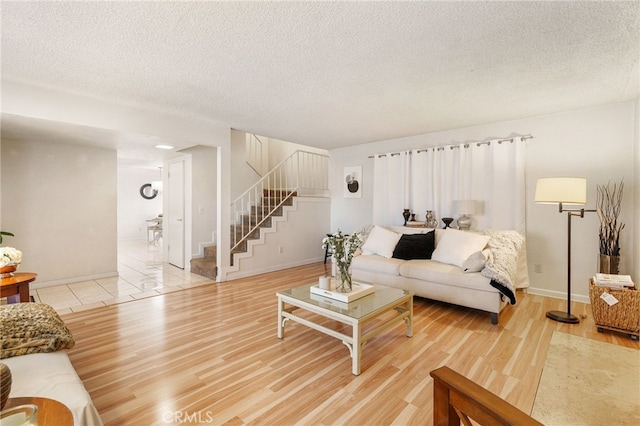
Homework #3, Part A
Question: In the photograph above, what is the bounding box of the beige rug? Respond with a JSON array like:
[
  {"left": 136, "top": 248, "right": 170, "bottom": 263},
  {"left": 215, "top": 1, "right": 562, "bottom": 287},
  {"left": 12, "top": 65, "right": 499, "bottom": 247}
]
[{"left": 532, "top": 331, "right": 640, "bottom": 425}]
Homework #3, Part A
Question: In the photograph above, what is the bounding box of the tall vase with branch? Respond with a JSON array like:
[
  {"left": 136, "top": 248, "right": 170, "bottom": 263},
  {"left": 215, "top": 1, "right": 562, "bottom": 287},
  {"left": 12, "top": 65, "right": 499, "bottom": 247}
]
[
  {"left": 596, "top": 180, "right": 624, "bottom": 274},
  {"left": 322, "top": 231, "right": 363, "bottom": 293}
]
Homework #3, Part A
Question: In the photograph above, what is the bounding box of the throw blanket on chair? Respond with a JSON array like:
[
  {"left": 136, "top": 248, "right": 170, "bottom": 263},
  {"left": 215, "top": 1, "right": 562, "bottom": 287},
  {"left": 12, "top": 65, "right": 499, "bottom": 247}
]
[
  {"left": 1, "top": 303, "right": 75, "bottom": 359},
  {"left": 481, "top": 230, "right": 525, "bottom": 305}
]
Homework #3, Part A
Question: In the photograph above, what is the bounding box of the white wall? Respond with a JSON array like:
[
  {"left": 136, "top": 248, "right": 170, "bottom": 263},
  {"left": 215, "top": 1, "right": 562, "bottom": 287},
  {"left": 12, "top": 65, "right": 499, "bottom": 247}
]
[
  {"left": 4, "top": 81, "right": 232, "bottom": 277},
  {"left": 1, "top": 139, "right": 118, "bottom": 286},
  {"left": 268, "top": 137, "right": 328, "bottom": 165},
  {"left": 184, "top": 145, "right": 217, "bottom": 255},
  {"left": 328, "top": 101, "right": 637, "bottom": 303},
  {"left": 117, "top": 165, "right": 163, "bottom": 241}
]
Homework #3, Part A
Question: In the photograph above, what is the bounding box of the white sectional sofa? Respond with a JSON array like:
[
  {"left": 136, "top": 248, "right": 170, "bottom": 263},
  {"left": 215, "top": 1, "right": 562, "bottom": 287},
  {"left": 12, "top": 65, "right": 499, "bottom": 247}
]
[
  {"left": 0, "top": 303, "right": 102, "bottom": 426},
  {"left": 3, "top": 351, "right": 102, "bottom": 426},
  {"left": 351, "top": 226, "right": 529, "bottom": 324}
]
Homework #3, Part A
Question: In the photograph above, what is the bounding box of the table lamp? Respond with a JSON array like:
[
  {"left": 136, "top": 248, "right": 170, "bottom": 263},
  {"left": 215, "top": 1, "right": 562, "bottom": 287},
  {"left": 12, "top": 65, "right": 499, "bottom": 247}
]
[
  {"left": 535, "top": 177, "right": 595, "bottom": 323},
  {"left": 453, "top": 200, "right": 478, "bottom": 231}
]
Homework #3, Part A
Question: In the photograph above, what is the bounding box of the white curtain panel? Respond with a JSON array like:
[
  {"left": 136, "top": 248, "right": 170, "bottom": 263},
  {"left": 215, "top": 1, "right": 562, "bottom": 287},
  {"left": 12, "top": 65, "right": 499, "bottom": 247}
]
[
  {"left": 372, "top": 151, "right": 410, "bottom": 226},
  {"left": 375, "top": 140, "right": 526, "bottom": 231}
]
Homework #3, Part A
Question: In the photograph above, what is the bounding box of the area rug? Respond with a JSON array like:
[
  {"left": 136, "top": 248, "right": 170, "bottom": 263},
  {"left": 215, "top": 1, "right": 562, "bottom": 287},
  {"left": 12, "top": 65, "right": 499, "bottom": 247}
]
[{"left": 532, "top": 331, "right": 640, "bottom": 425}]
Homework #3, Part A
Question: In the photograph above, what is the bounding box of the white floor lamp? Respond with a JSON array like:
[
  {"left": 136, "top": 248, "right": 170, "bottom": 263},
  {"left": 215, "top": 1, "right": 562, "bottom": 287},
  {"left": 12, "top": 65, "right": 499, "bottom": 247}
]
[{"left": 535, "top": 177, "right": 596, "bottom": 324}]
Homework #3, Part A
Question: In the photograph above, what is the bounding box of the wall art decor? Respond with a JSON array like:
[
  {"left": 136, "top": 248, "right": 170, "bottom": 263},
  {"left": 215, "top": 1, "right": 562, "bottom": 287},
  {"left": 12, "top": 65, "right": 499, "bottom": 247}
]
[{"left": 343, "top": 166, "right": 362, "bottom": 198}]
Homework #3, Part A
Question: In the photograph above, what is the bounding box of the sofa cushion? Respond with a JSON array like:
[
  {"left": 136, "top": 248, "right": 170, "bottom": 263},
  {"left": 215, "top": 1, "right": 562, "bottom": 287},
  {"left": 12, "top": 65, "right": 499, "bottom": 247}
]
[
  {"left": 351, "top": 254, "right": 405, "bottom": 276},
  {"left": 462, "top": 249, "right": 491, "bottom": 273},
  {"left": 361, "top": 225, "right": 401, "bottom": 258},
  {"left": 399, "top": 259, "right": 494, "bottom": 290},
  {"left": 392, "top": 231, "right": 435, "bottom": 260},
  {"left": 431, "top": 229, "right": 490, "bottom": 268}
]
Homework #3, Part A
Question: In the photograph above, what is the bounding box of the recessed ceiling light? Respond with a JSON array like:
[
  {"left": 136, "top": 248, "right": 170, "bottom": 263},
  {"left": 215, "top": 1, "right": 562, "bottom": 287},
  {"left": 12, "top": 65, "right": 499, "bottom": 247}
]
[{"left": 155, "top": 144, "right": 174, "bottom": 150}]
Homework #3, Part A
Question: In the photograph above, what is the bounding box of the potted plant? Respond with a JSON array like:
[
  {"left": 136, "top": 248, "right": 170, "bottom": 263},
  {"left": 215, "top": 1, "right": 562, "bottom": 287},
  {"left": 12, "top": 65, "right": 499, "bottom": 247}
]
[{"left": 596, "top": 181, "right": 624, "bottom": 274}]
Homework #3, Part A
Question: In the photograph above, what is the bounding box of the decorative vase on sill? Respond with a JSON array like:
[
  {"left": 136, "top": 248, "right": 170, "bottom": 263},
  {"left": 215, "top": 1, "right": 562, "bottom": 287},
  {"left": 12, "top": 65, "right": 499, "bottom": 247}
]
[
  {"left": 425, "top": 210, "right": 438, "bottom": 228},
  {"left": 402, "top": 209, "right": 411, "bottom": 226},
  {"left": 322, "top": 231, "right": 363, "bottom": 294}
]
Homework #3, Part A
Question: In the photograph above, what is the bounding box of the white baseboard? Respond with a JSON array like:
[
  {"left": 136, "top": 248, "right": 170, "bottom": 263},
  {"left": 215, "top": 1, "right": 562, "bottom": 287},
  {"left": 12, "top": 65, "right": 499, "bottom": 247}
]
[
  {"left": 224, "top": 257, "right": 324, "bottom": 281},
  {"left": 32, "top": 271, "right": 120, "bottom": 289},
  {"left": 527, "top": 287, "right": 591, "bottom": 304}
]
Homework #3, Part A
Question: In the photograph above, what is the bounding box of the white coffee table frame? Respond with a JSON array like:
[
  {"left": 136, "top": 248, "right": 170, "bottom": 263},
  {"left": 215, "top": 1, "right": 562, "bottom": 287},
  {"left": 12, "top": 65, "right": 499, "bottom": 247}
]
[{"left": 277, "top": 283, "right": 413, "bottom": 375}]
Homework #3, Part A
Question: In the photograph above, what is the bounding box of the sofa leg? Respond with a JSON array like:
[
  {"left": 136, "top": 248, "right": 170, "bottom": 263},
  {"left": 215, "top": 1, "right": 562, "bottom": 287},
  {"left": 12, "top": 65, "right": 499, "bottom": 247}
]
[{"left": 490, "top": 313, "right": 498, "bottom": 325}]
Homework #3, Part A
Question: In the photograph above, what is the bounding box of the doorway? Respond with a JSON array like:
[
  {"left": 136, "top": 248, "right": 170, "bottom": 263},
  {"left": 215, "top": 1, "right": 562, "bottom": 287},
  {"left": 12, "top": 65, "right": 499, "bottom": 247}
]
[{"left": 168, "top": 159, "right": 185, "bottom": 268}]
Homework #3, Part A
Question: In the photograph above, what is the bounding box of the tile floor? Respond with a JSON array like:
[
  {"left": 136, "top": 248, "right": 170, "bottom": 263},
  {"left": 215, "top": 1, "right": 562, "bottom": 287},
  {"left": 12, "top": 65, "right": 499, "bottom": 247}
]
[{"left": 26, "top": 240, "right": 212, "bottom": 315}]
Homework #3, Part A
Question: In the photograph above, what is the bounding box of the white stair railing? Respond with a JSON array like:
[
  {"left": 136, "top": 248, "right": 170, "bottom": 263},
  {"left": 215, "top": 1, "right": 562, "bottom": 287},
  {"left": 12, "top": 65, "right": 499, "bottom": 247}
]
[
  {"left": 246, "top": 133, "right": 267, "bottom": 176},
  {"left": 231, "top": 150, "right": 329, "bottom": 254}
]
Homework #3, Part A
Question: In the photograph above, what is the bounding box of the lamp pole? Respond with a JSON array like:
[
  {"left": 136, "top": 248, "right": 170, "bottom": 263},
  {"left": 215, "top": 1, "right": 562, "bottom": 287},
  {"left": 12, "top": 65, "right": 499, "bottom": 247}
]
[{"left": 545, "top": 204, "right": 596, "bottom": 324}]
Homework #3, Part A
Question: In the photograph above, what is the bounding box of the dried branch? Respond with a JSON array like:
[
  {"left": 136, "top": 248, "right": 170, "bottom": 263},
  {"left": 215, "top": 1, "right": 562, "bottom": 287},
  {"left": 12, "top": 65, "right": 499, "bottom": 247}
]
[{"left": 596, "top": 180, "right": 625, "bottom": 256}]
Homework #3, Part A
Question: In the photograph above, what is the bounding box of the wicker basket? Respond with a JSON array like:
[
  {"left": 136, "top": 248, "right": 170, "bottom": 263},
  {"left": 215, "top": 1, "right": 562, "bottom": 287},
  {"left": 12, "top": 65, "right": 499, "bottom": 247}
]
[{"left": 589, "top": 279, "right": 640, "bottom": 339}]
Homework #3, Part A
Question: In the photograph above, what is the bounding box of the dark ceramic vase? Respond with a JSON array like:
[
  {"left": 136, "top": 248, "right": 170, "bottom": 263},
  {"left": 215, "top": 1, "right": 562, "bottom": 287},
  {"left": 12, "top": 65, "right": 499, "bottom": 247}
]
[{"left": 402, "top": 209, "right": 411, "bottom": 226}]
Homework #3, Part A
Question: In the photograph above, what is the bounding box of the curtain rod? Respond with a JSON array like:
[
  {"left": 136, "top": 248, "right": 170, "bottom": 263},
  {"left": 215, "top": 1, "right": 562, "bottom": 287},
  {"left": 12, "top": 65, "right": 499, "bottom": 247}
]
[{"left": 368, "top": 135, "right": 533, "bottom": 159}]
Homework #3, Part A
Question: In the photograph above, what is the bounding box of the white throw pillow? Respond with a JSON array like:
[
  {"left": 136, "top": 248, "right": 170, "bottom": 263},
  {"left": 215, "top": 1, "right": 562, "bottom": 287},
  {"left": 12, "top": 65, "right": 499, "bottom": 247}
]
[
  {"left": 431, "top": 229, "right": 490, "bottom": 268},
  {"left": 361, "top": 225, "right": 402, "bottom": 258},
  {"left": 462, "top": 249, "right": 491, "bottom": 273}
]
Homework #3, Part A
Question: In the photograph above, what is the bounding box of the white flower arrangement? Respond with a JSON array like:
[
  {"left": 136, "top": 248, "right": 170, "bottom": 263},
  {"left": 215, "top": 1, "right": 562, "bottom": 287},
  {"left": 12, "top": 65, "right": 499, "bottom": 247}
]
[
  {"left": 322, "top": 231, "right": 363, "bottom": 292},
  {"left": 0, "top": 247, "right": 22, "bottom": 267}
]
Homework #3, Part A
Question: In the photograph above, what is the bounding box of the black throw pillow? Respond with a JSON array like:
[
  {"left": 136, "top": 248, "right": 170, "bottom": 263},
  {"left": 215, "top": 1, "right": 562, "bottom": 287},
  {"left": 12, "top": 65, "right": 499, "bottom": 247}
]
[{"left": 392, "top": 231, "right": 435, "bottom": 260}]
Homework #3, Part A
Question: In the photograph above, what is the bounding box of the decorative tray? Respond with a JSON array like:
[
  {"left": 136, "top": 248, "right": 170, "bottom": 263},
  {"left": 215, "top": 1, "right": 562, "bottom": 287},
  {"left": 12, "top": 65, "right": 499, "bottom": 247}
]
[{"left": 310, "top": 281, "right": 375, "bottom": 303}]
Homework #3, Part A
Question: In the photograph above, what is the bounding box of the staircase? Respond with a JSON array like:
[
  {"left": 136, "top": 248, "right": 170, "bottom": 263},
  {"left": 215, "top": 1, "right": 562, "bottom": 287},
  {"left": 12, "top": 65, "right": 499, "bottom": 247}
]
[
  {"left": 230, "top": 189, "right": 296, "bottom": 265},
  {"left": 190, "top": 189, "right": 296, "bottom": 278},
  {"left": 190, "top": 246, "right": 217, "bottom": 279},
  {"left": 190, "top": 148, "right": 329, "bottom": 280}
]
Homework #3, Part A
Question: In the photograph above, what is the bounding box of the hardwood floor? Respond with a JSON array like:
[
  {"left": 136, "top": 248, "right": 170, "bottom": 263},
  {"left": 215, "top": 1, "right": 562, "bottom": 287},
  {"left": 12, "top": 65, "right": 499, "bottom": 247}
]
[{"left": 62, "top": 263, "right": 639, "bottom": 425}]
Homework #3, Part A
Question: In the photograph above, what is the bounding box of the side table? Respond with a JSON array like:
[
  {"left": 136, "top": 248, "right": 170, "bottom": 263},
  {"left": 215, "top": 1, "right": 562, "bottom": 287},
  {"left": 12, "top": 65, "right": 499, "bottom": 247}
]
[
  {"left": 0, "top": 273, "right": 37, "bottom": 303},
  {"left": 4, "top": 396, "right": 73, "bottom": 425}
]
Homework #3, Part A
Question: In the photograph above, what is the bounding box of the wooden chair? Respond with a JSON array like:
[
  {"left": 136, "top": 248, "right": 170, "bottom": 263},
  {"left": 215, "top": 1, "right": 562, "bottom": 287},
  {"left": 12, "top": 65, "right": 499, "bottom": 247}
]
[
  {"left": 323, "top": 233, "right": 333, "bottom": 264},
  {"left": 430, "top": 366, "right": 543, "bottom": 426}
]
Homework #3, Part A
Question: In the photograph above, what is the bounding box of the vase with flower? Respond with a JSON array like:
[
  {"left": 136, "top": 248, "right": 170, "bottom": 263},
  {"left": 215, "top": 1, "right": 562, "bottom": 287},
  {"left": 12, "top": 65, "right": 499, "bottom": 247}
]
[
  {"left": 0, "top": 231, "right": 22, "bottom": 278},
  {"left": 0, "top": 246, "right": 22, "bottom": 278},
  {"left": 322, "top": 231, "right": 363, "bottom": 293}
]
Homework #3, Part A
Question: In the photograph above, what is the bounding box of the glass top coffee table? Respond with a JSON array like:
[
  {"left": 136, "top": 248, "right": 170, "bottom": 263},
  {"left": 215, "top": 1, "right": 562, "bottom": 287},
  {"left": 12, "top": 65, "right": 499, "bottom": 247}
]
[{"left": 276, "top": 282, "right": 413, "bottom": 375}]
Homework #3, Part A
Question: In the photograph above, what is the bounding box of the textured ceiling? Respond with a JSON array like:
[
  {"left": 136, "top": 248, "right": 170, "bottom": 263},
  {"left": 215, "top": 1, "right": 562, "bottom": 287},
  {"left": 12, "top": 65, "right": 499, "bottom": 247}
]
[{"left": 2, "top": 1, "right": 639, "bottom": 156}]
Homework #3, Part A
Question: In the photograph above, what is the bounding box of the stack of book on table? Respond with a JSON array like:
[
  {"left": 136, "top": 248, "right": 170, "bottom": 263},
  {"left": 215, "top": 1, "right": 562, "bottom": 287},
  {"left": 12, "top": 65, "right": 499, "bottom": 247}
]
[{"left": 592, "top": 273, "right": 635, "bottom": 289}]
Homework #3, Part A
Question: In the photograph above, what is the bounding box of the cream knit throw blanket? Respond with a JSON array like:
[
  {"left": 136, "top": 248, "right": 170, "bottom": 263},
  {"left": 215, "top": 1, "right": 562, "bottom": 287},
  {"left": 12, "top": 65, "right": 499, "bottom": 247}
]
[{"left": 481, "top": 229, "right": 525, "bottom": 305}]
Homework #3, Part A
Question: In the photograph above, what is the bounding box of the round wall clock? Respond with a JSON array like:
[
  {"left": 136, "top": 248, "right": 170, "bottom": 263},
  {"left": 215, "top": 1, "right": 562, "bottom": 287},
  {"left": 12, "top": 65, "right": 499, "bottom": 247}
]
[{"left": 139, "top": 183, "right": 158, "bottom": 200}]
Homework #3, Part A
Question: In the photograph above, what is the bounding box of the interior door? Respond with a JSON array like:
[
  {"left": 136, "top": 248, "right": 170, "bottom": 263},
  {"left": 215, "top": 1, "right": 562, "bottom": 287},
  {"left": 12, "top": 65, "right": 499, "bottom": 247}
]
[{"left": 168, "top": 160, "right": 185, "bottom": 268}]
